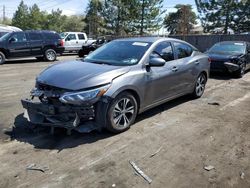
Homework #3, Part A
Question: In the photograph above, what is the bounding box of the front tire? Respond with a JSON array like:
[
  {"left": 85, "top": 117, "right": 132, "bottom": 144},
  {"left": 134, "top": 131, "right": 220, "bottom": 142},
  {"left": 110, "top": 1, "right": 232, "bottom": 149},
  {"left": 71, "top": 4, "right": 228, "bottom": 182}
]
[
  {"left": 106, "top": 92, "right": 138, "bottom": 133},
  {"left": 192, "top": 73, "right": 207, "bottom": 98},
  {"left": 44, "top": 49, "right": 57, "bottom": 61},
  {"left": 0, "top": 51, "right": 6, "bottom": 65}
]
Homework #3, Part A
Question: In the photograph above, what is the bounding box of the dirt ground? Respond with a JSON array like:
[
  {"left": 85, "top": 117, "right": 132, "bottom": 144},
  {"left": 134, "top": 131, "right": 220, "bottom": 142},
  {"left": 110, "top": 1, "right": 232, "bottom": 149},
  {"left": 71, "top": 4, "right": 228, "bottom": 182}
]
[{"left": 0, "top": 55, "right": 249, "bottom": 188}]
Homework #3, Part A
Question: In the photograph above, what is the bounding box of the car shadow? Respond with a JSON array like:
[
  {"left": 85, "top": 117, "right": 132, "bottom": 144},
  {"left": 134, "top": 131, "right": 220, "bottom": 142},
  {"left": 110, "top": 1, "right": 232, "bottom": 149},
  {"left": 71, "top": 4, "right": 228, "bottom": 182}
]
[
  {"left": 210, "top": 70, "right": 250, "bottom": 80},
  {"left": 136, "top": 95, "right": 192, "bottom": 123},
  {"left": 6, "top": 95, "right": 192, "bottom": 151},
  {"left": 5, "top": 58, "right": 60, "bottom": 64},
  {"left": 5, "top": 113, "right": 114, "bottom": 151}
]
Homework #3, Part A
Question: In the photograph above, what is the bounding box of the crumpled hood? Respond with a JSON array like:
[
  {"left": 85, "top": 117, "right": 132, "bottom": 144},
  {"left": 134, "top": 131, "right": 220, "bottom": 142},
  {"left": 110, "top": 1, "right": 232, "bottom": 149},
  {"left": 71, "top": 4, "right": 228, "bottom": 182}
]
[
  {"left": 37, "top": 60, "right": 130, "bottom": 90},
  {"left": 207, "top": 52, "right": 243, "bottom": 61}
]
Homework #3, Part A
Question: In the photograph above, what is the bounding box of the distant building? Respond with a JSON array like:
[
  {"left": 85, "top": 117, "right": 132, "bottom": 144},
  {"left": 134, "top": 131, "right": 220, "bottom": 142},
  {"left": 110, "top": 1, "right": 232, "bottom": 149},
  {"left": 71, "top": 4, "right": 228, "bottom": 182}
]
[{"left": 190, "top": 25, "right": 204, "bottom": 34}]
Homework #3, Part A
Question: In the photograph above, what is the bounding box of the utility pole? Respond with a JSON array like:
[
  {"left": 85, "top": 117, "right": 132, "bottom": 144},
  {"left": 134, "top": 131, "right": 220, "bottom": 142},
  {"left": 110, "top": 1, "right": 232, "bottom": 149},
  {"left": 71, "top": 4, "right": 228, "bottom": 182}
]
[{"left": 3, "top": 5, "right": 6, "bottom": 23}]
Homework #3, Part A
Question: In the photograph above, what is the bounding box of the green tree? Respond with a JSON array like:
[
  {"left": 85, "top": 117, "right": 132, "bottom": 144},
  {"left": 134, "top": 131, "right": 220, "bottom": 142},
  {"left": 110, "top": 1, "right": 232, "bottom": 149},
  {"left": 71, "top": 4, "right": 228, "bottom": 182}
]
[
  {"left": 84, "top": 0, "right": 105, "bottom": 36},
  {"left": 135, "top": 0, "right": 165, "bottom": 35},
  {"left": 27, "top": 4, "right": 45, "bottom": 30},
  {"left": 164, "top": 4, "right": 197, "bottom": 35},
  {"left": 63, "top": 15, "right": 85, "bottom": 32},
  {"left": 45, "top": 9, "right": 66, "bottom": 32},
  {"left": 12, "top": 0, "right": 29, "bottom": 30},
  {"left": 195, "top": 0, "right": 250, "bottom": 33},
  {"left": 102, "top": 0, "right": 136, "bottom": 35}
]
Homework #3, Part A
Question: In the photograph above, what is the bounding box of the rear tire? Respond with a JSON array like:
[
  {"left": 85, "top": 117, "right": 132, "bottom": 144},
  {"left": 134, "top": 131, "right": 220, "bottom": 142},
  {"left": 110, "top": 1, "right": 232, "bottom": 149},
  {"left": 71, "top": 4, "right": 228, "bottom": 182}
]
[
  {"left": 44, "top": 49, "right": 57, "bottom": 61},
  {"left": 78, "top": 49, "right": 84, "bottom": 57},
  {"left": 0, "top": 51, "right": 6, "bottom": 65},
  {"left": 191, "top": 73, "right": 207, "bottom": 98},
  {"left": 106, "top": 92, "right": 138, "bottom": 133},
  {"left": 234, "top": 62, "right": 246, "bottom": 78}
]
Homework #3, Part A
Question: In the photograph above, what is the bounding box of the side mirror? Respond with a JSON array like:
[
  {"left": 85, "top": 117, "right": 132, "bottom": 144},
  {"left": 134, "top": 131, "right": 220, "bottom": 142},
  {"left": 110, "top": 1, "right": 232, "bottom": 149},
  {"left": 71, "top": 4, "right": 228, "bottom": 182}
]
[
  {"left": 9, "top": 37, "right": 17, "bottom": 43},
  {"left": 65, "top": 37, "right": 71, "bottom": 41},
  {"left": 148, "top": 57, "right": 166, "bottom": 67}
]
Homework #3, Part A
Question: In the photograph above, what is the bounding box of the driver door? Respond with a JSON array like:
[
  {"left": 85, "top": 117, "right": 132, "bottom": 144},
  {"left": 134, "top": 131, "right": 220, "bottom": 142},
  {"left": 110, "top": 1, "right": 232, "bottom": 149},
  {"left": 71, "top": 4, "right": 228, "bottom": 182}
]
[
  {"left": 144, "top": 41, "right": 182, "bottom": 105},
  {"left": 64, "top": 33, "right": 78, "bottom": 51},
  {"left": 8, "top": 32, "right": 30, "bottom": 57}
]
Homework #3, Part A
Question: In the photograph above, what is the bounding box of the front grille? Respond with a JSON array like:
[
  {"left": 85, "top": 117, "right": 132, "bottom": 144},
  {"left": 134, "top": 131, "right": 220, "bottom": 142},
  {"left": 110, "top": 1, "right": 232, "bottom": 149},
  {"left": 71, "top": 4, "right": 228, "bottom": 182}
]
[{"left": 210, "top": 61, "right": 227, "bottom": 71}]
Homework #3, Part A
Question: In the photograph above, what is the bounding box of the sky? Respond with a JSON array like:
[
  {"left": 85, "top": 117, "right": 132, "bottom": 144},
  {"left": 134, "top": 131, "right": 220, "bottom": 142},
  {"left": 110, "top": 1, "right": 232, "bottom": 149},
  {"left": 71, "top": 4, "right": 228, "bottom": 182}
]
[{"left": 0, "top": 0, "right": 197, "bottom": 18}]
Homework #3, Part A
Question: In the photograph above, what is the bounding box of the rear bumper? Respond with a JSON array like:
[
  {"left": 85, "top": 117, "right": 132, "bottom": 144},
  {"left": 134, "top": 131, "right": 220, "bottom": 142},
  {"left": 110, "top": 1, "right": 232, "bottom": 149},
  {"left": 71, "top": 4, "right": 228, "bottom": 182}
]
[{"left": 55, "top": 47, "right": 65, "bottom": 54}]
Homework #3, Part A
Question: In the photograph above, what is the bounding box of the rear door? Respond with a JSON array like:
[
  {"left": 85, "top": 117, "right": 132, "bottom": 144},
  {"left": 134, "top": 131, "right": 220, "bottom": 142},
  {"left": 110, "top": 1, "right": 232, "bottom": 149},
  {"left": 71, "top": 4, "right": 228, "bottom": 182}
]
[
  {"left": 64, "top": 33, "right": 78, "bottom": 51},
  {"left": 28, "top": 32, "right": 44, "bottom": 56},
  {"left": 8, "top": 32, "right": 30, "bottom": 57},
  {"left": 77, "top": 33, "right": 87, "bottom": 48},
  {"left": 172, "top": 42, "right": 198, "bottom": 93}
]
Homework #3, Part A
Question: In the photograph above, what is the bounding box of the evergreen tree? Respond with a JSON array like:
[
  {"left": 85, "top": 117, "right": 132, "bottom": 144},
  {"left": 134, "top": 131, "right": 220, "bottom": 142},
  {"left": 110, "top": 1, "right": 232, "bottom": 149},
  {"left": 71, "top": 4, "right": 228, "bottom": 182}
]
[
  {"left": 135, "top": 0, "right": 165, "bottom": 35},
  {"left": 12, "top": 0, "right": 29, "bottom": 30},
  {"left": 164, "top": 4, "right": 197, "bottom": 35},
  {"left": 84, "top": 0, "right": 104, "bottom": 37},
  {"left": 195, "top": 0, "right": 250, "bottom": 33},
  {"left": 27, "top": 4, "right": 45, "bottom": 30},
  {"left": 63, "top": 15, "right": 85, "bottom": 32}
]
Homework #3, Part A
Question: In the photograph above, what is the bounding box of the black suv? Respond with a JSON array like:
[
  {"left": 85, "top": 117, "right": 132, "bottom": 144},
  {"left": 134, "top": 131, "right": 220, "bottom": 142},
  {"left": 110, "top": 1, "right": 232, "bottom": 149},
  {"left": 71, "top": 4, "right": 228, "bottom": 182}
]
[{"left": 0, "top": 30, "right": 65, "bottom": 64}]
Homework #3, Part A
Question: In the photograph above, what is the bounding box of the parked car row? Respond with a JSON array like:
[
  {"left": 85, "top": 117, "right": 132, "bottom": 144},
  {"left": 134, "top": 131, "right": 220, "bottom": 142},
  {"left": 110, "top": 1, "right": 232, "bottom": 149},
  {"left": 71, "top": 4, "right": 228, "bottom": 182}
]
[{"left": 0, "top": 29, "right": 248, "bottom": 134}]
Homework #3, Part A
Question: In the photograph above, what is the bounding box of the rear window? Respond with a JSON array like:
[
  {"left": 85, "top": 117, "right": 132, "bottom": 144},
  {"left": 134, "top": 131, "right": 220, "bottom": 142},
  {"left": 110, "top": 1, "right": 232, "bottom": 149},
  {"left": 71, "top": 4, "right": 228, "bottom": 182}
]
[
  {"left": 29, "top": 33, "right": 42, "bottom": 41},
  {"left": 78, "top": 34, "right": 86, "bottom": 40},
  {"left": 44, "top": 33, "right": 60, "bottom": 40},
  {"left": 174, "top": 42, "right": 193, "bottom": 59}
]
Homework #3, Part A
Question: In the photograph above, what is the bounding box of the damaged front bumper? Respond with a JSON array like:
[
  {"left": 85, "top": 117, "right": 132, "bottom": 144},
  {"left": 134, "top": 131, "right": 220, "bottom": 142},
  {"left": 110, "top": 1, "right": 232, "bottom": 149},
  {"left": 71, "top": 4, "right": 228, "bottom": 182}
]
[
  {"left": 21, "top": 98, "right": 108, "bottom": 134},
  {"left": 224, "top": 62, "right": 240, "bottom": 72}
]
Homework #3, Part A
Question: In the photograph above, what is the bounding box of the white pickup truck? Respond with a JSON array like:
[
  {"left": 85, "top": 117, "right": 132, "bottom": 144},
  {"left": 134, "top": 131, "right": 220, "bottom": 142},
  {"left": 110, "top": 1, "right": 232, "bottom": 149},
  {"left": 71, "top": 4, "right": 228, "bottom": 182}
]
[{"left": 60, "top": 32, "right": 96, "bottom": 52}]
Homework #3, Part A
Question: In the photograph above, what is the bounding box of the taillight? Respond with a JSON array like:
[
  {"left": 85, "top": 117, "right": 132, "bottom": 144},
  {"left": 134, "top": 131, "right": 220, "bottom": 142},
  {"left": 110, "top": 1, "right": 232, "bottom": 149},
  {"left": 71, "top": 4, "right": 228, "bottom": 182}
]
[
  {"left": 60, "top": 39, "right": 64, "bottom": 46},
  {"left": 208, "top": 58, "right": 211, "bottom": 63}
]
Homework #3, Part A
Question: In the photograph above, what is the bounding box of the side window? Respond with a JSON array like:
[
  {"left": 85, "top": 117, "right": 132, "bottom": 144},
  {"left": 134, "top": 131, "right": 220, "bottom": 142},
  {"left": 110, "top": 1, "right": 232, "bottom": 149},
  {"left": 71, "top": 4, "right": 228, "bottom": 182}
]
[
  {"left": 66, "top": 34, "right": 76, "bottom": 41},
  {"left": 78, "top": 34, "right": 85, "bottom": 40},
  {"left": 174, "top": 42, "right": 193, "bottom": 59},
  {"left": 10, "top": 33, "right": 27, "bottom": 42},
  {"left": 152, "top": 42, "right": 174, "bottom": 62},
  {"left": 46, "top": 33, "right": 60, "bottom": 40},
  {"left": 29, "top": 33, "right": 42, "bottom": 41}
]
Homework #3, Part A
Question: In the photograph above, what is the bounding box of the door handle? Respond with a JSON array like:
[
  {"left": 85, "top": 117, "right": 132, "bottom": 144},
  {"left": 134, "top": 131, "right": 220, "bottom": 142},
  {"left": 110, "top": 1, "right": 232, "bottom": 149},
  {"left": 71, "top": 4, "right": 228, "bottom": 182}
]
[
  {"left": 194, "top": 60, "right": 200, "bottom": 65},
  {"left": 76, "top": 41, "right": 78, "bottom": 44},
  {"left": 172, "top": 66, "right": 178, "bottom": 72}
]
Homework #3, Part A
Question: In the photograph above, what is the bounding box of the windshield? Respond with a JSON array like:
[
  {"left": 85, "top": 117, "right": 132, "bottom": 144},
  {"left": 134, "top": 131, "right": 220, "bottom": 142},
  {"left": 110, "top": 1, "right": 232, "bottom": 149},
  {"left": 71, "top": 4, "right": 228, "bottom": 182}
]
[
  {"left": 0, "top": 32, "right": 11, "bottom": 41},
  {"left": 84, "top": 40, "right": 152, "bottom": 66},
  {"left": 209, "top": 43, "right": 246, "bottom": 54},
  {"left": 60, "top": 32, "right": 68, "bottom": 39}
]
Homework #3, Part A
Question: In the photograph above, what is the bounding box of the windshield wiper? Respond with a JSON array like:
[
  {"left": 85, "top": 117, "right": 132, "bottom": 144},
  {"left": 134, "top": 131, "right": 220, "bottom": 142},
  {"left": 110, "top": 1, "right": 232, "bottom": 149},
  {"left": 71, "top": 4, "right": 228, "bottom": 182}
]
[{"left": 84, "top": 59, "right": 113, "bottom": 65}]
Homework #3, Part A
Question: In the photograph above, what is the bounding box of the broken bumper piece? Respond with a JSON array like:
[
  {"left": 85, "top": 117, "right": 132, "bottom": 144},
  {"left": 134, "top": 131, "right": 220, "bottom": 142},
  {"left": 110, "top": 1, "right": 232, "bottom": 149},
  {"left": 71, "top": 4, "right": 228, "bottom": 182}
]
[
  {"left": 21, "top": 99, "right": 99, "bottom": 133},
  {"left": 224, "top": 62, "right": 240, "bottom": 72}
]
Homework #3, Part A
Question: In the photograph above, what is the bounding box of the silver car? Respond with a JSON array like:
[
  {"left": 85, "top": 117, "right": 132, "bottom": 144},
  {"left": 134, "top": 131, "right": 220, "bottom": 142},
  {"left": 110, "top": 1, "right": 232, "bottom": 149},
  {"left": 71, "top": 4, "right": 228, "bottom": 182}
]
[{"left": 21, "top": 37, "right": 210, "bottom": 134}]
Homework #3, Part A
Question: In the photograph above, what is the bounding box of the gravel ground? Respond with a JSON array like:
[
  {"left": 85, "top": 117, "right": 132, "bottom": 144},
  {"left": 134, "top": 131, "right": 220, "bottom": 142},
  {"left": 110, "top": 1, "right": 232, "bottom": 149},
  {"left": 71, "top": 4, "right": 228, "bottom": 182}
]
[{"left": 0, "top": 55, "right": 249, "bottom": 188}]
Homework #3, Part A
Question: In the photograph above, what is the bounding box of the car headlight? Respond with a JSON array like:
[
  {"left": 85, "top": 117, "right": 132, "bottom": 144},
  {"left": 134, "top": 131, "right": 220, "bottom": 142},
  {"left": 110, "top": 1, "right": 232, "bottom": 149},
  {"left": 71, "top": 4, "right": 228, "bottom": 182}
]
[{"left": 59, "top": 84, "right": 110, "bottom": 104}]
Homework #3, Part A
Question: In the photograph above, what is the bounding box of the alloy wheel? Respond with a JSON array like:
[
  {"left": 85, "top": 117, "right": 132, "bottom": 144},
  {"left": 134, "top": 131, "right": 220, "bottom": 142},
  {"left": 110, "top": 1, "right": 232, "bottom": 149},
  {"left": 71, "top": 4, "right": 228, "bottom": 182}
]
[
  {"left": 112, "top": 98, "right": 135, "bottom": 128},
  {"left": 195, "top": 74, "right": 206, "bottom": 97},
  {"left": 46, "top": 51, "right": 56, "bottom": 61}
]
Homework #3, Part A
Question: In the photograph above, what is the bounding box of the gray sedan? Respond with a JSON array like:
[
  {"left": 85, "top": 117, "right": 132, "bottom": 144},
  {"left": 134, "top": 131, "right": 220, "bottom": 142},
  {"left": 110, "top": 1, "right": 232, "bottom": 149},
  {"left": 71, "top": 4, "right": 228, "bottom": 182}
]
[{"left": 21, "top": 37, "right": 210, "bottom": 134}]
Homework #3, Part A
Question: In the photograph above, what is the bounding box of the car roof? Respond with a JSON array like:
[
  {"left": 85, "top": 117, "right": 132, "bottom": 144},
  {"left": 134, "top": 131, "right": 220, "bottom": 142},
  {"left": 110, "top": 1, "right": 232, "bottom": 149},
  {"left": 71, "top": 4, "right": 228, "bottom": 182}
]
[
  {"left": 217, "top": 41, "right": 247, "bottom": 45},
  {"left": 114, "top": 37, "right": 198, "bottom": 50},
  {"left": 115, "top": 37, "right": 194, "bottom": 43}
]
